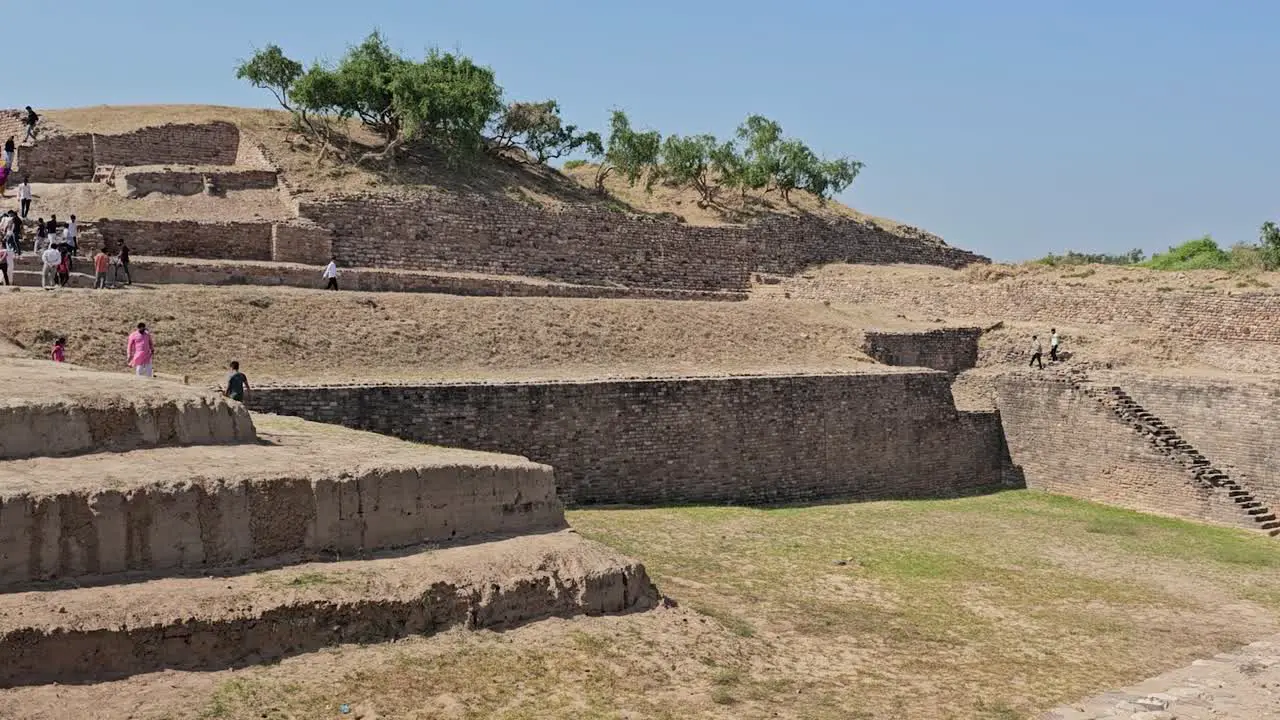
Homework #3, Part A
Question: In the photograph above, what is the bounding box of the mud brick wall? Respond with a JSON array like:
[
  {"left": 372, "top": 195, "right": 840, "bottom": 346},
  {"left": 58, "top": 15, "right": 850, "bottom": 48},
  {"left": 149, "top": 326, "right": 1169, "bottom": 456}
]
[
  {"left": 15, "top": 135, "right": 94, "bottom": 182},
  {"left": 93, "top": 122, "right": 240, "bottom": 167},
  {"left": 785, "top": 272, "right": 1280, "bottom": 344},
  {"left": 94, "top": 220, "right": 272, "bottom": 261},
  {"left": 1099, "top": 372, "right": 1280, "bottom": 513},
  {"left": 249, "top": 371, "right": 1012, "bottom": 507},
  {"left": 862, "top": 328, "right": 983, "bottom": 373},
  {"left": 299, "top": 194, "right": 987, "bottom": 292},
  {"left": 119, "top": 168, "right": 278, "bottom": 197},
  {"left": 271, "top": 221, "right": 333, "bottom": 265},
  {"left": 989, "top": 371, "right": 1252, "bottom": 529}
]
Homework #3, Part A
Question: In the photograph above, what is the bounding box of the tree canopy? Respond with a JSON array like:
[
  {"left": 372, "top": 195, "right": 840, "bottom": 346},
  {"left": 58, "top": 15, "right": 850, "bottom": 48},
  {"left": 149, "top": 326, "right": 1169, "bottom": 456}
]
[{"left": 236, "top": 33, "right": 865, "bottom": 203}]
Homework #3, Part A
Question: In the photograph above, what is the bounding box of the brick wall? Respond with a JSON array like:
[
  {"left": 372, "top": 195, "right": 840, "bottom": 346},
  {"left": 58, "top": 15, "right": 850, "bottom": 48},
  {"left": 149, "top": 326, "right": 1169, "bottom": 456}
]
[
  {"left": 784, "top": 272, "right": 1280, "bottom": 344},
  {"left": 862, "top": 328, "right": 983, "bottom": 373},
  {"left": 1098, "top": 371, "right": 1280, "bottom": 513},
  {"left": 119, "top": 168, "right": 278, "bottom": 198},
  {"left": 94, "top": 220, "right": 272, "bottom": 261},
  {"left": 15, "top": 135, "right": 94, "bottom": 182},
  {"left": 93, "top": 122, "right": 240, "bottom": 167},
  {"left": 986, "top": 371, "right": 1251, "bottom": 528},
  {"left": 299, "top": 194, "right": 988, "bottom": 293},
  {"left": 271, "top": 221, "right": 333, "bottom": 265},
  {"left": 248, "top": 371, "right": 1013, "bottom": 507}
]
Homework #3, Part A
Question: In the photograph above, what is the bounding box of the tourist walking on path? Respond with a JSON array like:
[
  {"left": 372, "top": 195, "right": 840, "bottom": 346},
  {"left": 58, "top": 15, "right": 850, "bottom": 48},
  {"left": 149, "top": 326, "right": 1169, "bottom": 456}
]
[
  {"left": 51, "top": 338, "right": 66, "bottom": 363},
  {"left": 0, "top": 212, "right": 15, "bottom": 255},
  {"left": 93, "top": 247, "right": 110, "bottom": 289},
  {"left": 65, "top": 215, "right": 78, "bottom": 254},
  {"left": 23, "top": 107, "right": 38, "bottom": 144},
  {"left": 117, "top": 241, "right": 132, "bottom": 285},
  {"left": 4, "top": 136, "right": 16, "bottom": 169},
  {"left": 33, "top": 217, "right": 48, "bottom": 253},
  {"left": 322, "top": 256, "right": 339, "bottom": 290},
  {"left": 1029, "top": 335, "right": 1044, "bottom": 370},
  {"left": 0, "top": 243, "right": 9, "bottom": 286},
  {"left": 224, "top": 361, "right": 250, "bottom": 402},
  {"left": 18, "top": 176, "right": 31, "bottom": 218},
  {"left": 126, "top": 323, "right": 155, "bottom": 377},
  {"left": 1050, "top": 328, "right": 1061, "bottom": 363},
  {"left": 40, "top": 245, "right": 60, "bottom": 289}
]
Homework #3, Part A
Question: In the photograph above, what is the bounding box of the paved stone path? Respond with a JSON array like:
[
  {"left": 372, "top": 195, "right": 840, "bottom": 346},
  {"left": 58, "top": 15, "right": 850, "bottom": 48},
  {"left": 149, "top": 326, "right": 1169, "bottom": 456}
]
[{"left": 1043, "top": 636, "right": 1280, "bottom": 719}]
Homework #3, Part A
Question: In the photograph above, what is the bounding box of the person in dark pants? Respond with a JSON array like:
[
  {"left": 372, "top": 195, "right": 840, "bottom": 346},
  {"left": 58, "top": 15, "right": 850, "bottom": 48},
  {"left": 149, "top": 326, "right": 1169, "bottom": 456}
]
[
  {"left": 322, "top": 256, "right": 339, "bottom": 290},
  {"left": 1049, "top": 328, "right": 1060, "bottom": 362},
  {"left": 4, "top": 136, "right": 15, "bottom": 169},
  {"left": 118, "top": 241, "right": 132, "bottom": 285},
  {"left": 1029, "top": 335, "right": 1044, "bottom": 369},
  {"left": 17, "top": 176, "right": 31, "bottom": 219}
]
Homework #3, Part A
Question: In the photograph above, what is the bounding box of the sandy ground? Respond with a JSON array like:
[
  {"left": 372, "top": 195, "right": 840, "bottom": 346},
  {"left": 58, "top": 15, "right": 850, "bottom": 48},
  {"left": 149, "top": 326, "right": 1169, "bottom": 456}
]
[
  {"left": 17, "top": 182, "right": 294, "bottom": 223},
  {"left": 0, "top": 285, "right": 939, "bottom": 385}
]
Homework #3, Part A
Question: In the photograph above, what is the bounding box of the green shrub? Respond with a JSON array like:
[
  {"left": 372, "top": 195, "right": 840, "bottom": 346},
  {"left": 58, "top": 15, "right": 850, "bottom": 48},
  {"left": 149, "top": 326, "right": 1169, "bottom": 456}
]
[
  {"left": 1143, "top": 236, "right": 1233, "bottom": 271},
  {"left": 562, "top": 159, "right": 588, "bottom": 170}
]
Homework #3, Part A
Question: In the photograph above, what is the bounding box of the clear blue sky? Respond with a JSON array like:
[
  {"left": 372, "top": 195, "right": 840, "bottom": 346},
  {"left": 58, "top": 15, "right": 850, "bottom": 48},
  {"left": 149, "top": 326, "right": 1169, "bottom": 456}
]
[{"left": 20, "top": 0, "right": 1280, "bottom": 261}]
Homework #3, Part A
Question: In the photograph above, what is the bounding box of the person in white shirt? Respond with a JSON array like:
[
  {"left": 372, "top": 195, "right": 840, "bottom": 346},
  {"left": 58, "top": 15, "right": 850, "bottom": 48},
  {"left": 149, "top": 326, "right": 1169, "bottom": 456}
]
[
  {"left": 1049, "top": 328, "right": 1061, "bottom": 363},
  {"left": 40, "top": 246, "right": 61, "bottom": 289},
  {"left": 17, "top": 177, "right": 31, "bottom": 219},
  {"left": 65, "top": 215, "right": 78, "bottom": 250},
  {"left": 322, "top": 256, "right": 339, "bottom": 290}
]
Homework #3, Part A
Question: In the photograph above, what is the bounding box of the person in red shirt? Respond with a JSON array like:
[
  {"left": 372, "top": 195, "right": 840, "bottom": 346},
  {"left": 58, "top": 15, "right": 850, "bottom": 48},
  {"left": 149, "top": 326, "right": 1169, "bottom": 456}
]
[
  {"left": 51, "top": 337, "right": 66, "bottom": 362},
  {"left": 93, "top": 247, "right": 110, "bottom": 289}
]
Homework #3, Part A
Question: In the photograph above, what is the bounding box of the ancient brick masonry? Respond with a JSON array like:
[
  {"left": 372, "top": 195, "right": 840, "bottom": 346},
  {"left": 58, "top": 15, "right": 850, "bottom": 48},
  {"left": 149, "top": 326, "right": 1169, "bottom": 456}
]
[
  {"left": 249, "top": 371, "right": 1015, "bottom": 507},
  {"left": 299, "top": 193, "right": 989, "bottom": 292},
  {"left": 983, "top": 370, "right": 1256, "bottom": 529},
  {"left": 94, "top": 219, "right": 273, "bottom": 260},
  {"left": 862, "top": 328, "right": 983, "bottom": 374},
  {"left": 16, "top": 121, "right": 241, "bottom": 183}
]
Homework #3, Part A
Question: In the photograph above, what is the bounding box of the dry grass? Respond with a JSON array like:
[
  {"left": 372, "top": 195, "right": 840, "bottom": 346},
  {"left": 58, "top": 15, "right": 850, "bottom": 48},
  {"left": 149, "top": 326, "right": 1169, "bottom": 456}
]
[
  {"left": 0, "top": 285, "right": 937, "bottom": 385},
  {"left": 22, "top": 491, "right": 1278, "bottom": 720}
]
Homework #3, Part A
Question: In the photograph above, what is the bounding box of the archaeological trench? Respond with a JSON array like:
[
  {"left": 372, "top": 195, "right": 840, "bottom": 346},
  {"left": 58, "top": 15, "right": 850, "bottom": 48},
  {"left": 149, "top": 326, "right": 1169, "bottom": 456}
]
[{"left": 0, "top": 109, "right": 1276, "bottom": 714}]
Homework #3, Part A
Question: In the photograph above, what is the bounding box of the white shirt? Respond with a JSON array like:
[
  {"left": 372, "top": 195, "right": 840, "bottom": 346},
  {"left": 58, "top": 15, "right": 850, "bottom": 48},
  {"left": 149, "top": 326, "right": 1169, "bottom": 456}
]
[
  {"left": 41, "top": 247, "right": 61, "bottom": 266},
  {"left": 322, "top": 261, "right": 337, "bottom": 279},
  {"left": 1050, "top": 333, "right": 1060, "bottom": 347},
  {"left": 66, "top": 220, "right": 77, "bottom": 240},
  {"left": 17, "top": 183, "right": 31, "bottom": 200}
]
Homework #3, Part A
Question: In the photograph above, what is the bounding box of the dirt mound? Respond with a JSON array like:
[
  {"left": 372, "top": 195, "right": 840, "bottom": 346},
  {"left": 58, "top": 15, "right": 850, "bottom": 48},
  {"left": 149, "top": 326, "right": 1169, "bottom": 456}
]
[
  {"left": 0, "top": 286, "right": 923, "bottom": 384},
  {"left": 36, "top": 105, "right": 927, "bottom": 234}
]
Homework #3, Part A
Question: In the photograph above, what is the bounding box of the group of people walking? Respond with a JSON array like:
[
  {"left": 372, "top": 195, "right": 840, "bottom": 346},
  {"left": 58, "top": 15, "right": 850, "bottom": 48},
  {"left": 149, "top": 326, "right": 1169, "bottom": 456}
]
[{"left": 1028, "top": 329, "right": 1063, "bottom": 369}]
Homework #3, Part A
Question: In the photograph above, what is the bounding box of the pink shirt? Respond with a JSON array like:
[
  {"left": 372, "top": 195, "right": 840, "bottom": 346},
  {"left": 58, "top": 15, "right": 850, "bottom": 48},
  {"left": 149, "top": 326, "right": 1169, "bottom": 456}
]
[
  {"left": 126, "top": 330, "right": 153, "bottom": 367},
  {"left": 51, "top": 345, "right": 64, "bottom": 362}
]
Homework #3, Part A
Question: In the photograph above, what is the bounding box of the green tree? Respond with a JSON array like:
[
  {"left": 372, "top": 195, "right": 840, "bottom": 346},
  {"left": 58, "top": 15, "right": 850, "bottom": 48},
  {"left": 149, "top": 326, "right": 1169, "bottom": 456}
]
[
  {"left": 492, "top": 100, "right": 602, "bottom": 163},
  {"left": 591, "top": 111, "right": 661, "bottom": 193},
  {"left": 661, "top": 133, "right": 724, "bottom": 205},
  {"left": 390, "top": 50, "right": 504, "bottom": 158},
  {"left": 734, "top": 115, "right": 783, "bottom": 193},
  {"left": 235, "top": 45, "right": 303, "bottom": 112},
  {"left": 1261, "top": 221, "right": 1280, "bottom": 270}
]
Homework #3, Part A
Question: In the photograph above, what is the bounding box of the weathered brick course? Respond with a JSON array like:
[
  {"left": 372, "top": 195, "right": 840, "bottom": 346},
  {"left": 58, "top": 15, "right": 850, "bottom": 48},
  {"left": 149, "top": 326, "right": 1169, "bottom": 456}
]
[
  {"left": 987, "top": 371, "right": 1252, "bottom": 529},
  {"left": 299, "top": 194, "right": 988, "bottom": 293},
  {"left": 94, "top": 219, "right": 272, "bottom": 261},
  {"left": 249, "top": 371, "right": 1013, "bottom": 507},
  {"left": 862, "top": 328, "right": 983, "bottom": 374}
]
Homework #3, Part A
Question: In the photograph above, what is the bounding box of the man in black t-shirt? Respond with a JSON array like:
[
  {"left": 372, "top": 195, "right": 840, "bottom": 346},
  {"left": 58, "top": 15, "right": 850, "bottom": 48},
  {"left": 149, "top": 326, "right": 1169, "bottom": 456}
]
[
  {"left": 224, "top": 361, "right": 250, "bottom": 402},
  {"left": 23, "top": 107, "right": 38, "bottom": 143}
]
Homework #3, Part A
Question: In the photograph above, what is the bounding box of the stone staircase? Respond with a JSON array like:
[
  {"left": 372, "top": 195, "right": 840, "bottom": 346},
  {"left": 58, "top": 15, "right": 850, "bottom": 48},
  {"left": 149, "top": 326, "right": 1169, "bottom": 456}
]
[
  {"left": 1059, "top": 367, "right": 1280, "bottom": 537},
  {"left": 91, "top": 163, "right": 116, "bottom": 186}
]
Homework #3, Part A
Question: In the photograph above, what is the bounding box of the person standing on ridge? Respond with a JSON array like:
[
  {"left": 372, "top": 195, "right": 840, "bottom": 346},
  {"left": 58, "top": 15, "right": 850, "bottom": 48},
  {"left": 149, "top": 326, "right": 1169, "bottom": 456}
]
[
  {"left": 4, "top": 136, "right": 15, "bottom": 169},
  {"left": 126, "top": 322, "right": 155, "bottom": 377},
  {"left": 1050, "top": 328, "right": 1061, "bottom": 363},
  {"left": 18, "top": 176, "right": 32, "bottom": 219},
  {"left": 1029, "top": 335, "right": 1044, "bottom": 370},
  {"left": 224, "top": 361, "right": 250, "bottom": 403},
  {"left": 23, "top": 107, "right": 38, "bottom": 143},
  {"left": 322, "top": 256, "right": 339, "bottom": 290}
]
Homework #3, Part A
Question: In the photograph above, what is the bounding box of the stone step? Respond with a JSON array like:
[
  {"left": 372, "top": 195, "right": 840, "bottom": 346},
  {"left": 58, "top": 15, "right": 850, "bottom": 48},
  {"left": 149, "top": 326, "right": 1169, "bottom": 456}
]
[
  {"left": 0, "top": 359, "right": 255, "bottom": 461},
  {"left": 0, "top": 530, "right": 658, "bottom": 688},
  {"left": 0, "top": 415, "right": 565, "bottom": 588},
  {"left": 1229, "top": 490, "right": 1251, "bottom": 497},
  {"left": 1260, "top": 520, "right": 1280, "bottom": 531},
  {"left": 1252, "top": 513, "right": 1277, "bottom": 523}
]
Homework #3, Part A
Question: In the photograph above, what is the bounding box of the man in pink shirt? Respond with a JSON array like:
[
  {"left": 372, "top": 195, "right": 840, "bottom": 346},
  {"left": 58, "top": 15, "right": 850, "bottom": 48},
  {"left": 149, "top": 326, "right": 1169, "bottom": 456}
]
[{"left": 126, "top": 322, "right": 155, "bottom": 377}]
